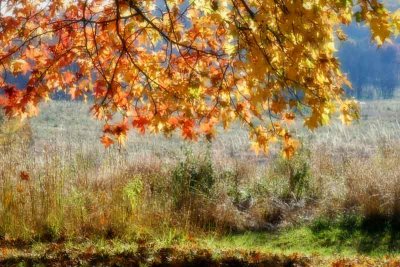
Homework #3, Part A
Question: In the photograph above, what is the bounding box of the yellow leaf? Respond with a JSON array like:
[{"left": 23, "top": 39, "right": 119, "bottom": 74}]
[{"left": 10, "top": 59, "right": 31, "bottom": 75}]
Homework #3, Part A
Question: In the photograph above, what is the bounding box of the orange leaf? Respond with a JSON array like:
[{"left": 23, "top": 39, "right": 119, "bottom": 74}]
[
  {"left": 101, "top": 135, "right": 114, "bottom": 148},
  {"left": 10, "top": 59, "right": 31, "bottom": 75},
  {"left": 283, "top": 112, "right": 295, "bottom": 123},
  {"left": 168, "top": 117, "right": 179, "bottom": 127},
  {"left": 63, "top": 71, "right": 75, "bottom": 84},
  {"left": 182, "top": 120, "right": 197, "bottom": 140}
]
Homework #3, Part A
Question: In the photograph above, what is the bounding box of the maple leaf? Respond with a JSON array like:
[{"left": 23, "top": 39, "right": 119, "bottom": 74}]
[
  {"left": 94, "top": 80, "right": 107, "bottom": 97},
  {"left": 20, "top": 171, "right": 30, "bottom": 181},
  {"left": 10, "top": 59, "right": 31, "bottom": 75},
  {"left": 63, "top": 71, "right": 75, "bottom": 84},
  {"left": 133, "top": 116, "right": 150, "bottom": 134},
  {"left": 282, "top": 134, "right": 300, "bottom": 159},
  {"left": 108, "top": 122, "right": 129, "bottom": 145},
  {"left": 182, "top": 120, "right": 197, "bottom": 140},
  {"left": 101, "top": 135, "right": 114, "bottom": 148},
  {"left": 25, "top": 46, "right": 41, "bottom": 60},
  {"left": 270, "top": 97, "right": 287, "bottom": 114},
  {"left": 304, "top": 114, "right": 320, "bottom": 131},
  {"left": 340, "top": 100, "right": 360, "bottom": 125},
  {"left": 283, "top": 112, "right": 295, "bottom": 123},
  {"left": 200, "top": 121, "right": 216, "bottom": 141},
  {"left": 168, "top": 117, "right": 179, "bottom": 128}
]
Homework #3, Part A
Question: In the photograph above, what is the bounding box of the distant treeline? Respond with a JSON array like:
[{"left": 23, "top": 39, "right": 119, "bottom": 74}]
[{"left": 339, "top": 24, "right": 400, "bottom": 99}]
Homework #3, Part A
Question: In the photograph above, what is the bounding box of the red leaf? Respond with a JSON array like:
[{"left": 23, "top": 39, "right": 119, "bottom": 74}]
[
  {"left": 20, "top": 171, "right": 30, "bottom": 181},
  {"left": 133, "top": 116, "right": 150, "bottom": 134},
  {"left": 94, "top": 81, "right": 107, "bottom": 97}
]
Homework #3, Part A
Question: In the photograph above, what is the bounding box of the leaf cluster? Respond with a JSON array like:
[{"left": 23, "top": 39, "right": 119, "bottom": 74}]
[{"left": 0, "top": 0, "right": 398, "bottom": 155}]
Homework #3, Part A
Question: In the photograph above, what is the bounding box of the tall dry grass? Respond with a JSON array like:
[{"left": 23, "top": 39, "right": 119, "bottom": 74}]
[{"left": 1, "top": 100, "right": 400, "bottom": 242}]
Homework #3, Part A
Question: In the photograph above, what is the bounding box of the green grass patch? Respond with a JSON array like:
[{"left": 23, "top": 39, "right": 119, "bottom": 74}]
[
  {"left": 3, "top": 215, "right": 400, "bottom": 266},
  {"left": 201, "top": 214, "right": 400, "bottom": 257}
]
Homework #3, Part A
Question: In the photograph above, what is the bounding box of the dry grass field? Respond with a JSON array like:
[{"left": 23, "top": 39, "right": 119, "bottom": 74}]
[{"left": 2, "top": 100, "right": 400, "bottom": 265}]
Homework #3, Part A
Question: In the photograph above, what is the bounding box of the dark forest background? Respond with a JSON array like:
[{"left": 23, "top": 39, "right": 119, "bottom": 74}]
[{"left": 339, "top": 23, "right": 400, "bottom": 99}]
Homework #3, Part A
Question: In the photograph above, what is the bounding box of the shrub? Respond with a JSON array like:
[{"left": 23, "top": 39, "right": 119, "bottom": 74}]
[
  {"left": 171, "top": 146, "right": 215, "bottom": 210},
  {"left": 268, "top": 145, "right": 313, "bottom": 200},
  {"left": 123, "top": 176, "right": 143, "bottom": 212}
]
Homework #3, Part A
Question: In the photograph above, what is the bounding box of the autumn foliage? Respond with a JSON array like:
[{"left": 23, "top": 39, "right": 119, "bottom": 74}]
[{"left": 0, "top": 0, "right": 399, "bottom": 156}]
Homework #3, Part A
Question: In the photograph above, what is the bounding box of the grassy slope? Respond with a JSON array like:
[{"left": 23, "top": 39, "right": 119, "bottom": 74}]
[{"left": 3, "top": 100, "right": 400, "bottom": 265}]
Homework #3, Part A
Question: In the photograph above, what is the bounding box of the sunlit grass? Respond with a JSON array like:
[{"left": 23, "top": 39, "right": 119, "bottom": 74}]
[{"left": 2, "top": 100, "right": 400, "bottom": 265}]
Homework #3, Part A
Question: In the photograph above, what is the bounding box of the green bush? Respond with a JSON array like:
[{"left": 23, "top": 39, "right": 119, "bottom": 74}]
[
  {"left": 268, "top": 144, "right": 312, "bottom": 200},
  {"left": 123, "top": 176, "right": 143, "bottom": 211},
  {"left": 223, "top": 166, "right": 253, "bottom": 211},
  {"left": 171, "top": 147, "right": 215, "bottom": 210}
]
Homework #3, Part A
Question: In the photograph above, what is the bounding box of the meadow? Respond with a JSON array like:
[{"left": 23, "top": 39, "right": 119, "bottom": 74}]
[{"left": 2, "top": 100, "right": 400, "bottom": 266}]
